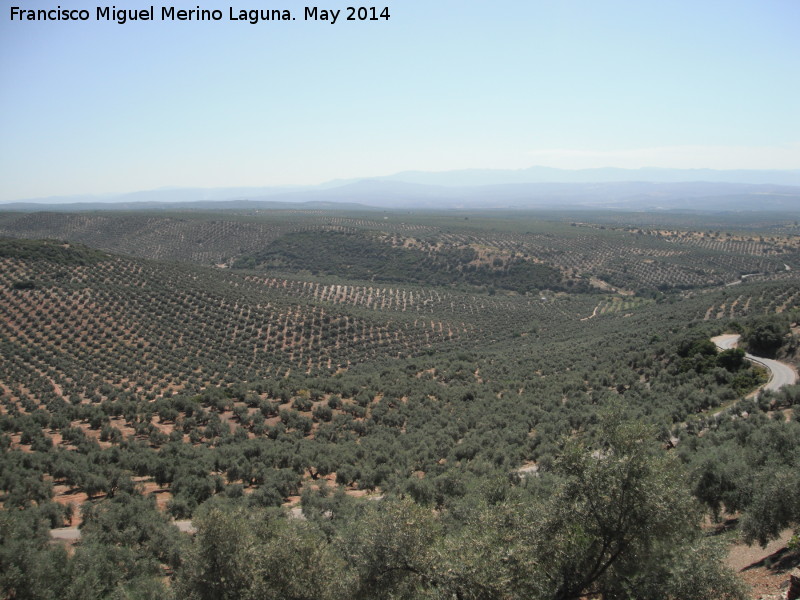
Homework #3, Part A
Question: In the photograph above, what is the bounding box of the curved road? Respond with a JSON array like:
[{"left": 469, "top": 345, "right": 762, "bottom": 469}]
[{"left": 711, "top": 334, "right": 798, "bottom": 392}]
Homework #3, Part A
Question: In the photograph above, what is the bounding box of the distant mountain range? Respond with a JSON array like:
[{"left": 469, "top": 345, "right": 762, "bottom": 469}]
[
  {"left": 3, "top": 167, "right": 800, "bottom": 212},
  {"left": 367, "top": 166, "right": 800, "bottom": 187}
]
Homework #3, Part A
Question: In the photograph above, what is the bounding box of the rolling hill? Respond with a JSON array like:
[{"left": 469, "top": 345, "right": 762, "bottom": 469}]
[{"left": 1, "top": 210, "right": 798, "bottom": 599}]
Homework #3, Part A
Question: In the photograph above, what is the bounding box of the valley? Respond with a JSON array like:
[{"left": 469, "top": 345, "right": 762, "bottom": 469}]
[{"left": 1, "top": 208, "right": 798, "bottom": 599}]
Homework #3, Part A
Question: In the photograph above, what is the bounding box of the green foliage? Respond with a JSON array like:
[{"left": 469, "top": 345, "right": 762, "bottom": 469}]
[
  {"left": 0, "top": 238, "right": 107, "bottom": 265},
  {"left": 743, "top": 315, "right": 790, "bottom": 357},
  {"left": 1, "top": 214, "right": 798, "bottom": 598},
  {"left": 487, "top": 418, "right": 747, "bottom": 600},
  {"left": 11, "top": 279, "right": 36, "bottom": 290},
  {"left": 716, "top": 347, "right": 745, "bottom": 371},
  {"left": 340, "top": 498, "right": 440, "bottom": 598},
  {"left": 176, "top": 503, "right": 350, "bottom": 600},
  {"left": 739, "top": 467, "right": 800, "bottom": 547},
  {"left": 0, "top": 498, "right": 176, "bottom": 600},
  {"left": 175, "top": 505, "right": 261, "bottom": 600},
  {"left": 234, "top": 229, "right": 564, "bottom": 293},
  {"left": 0, "top": 508, "right": 69, "bottom": 600},
  {"left": 685, "top": 415, "right": 800, "bottom": 545},
  {"left": 172, "top": 419, "right": 747, "bottom": 600},
  {"left": 4, "top": 209, "right": 797, "bottom": 292},
  {"left": 677, "top": 336, "right": 718, "bottom": 359},
  {"left": 79, "top": 492, "right": 186, "bottom": 570}
]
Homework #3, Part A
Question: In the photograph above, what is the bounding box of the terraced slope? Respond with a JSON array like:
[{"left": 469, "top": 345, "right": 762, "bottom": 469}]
[
  {"left": 0, "top": 239, "right": 600, "bottom": 406},
  {"left": 2, "top": 211, "right": 798, "bottom": 293}
]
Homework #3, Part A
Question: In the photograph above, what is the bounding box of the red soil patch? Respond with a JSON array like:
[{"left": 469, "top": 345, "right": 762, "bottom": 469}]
[
  {"left": 727, "top": 528, "right": 800, "bottom": 599},
  {"left": 52, "top": 485, "right": 91, "bottom": 527},
  {"left": 136, "top": 479, "right": 173, "bottom": 510}
]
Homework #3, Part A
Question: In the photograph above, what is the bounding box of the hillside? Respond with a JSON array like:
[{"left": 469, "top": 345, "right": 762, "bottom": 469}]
[
  {"left": 1, "top": 214, "right": 799, "bottom": 599},
  {"left": 2, "top": 210, "right": 799, "bottom": 294}
]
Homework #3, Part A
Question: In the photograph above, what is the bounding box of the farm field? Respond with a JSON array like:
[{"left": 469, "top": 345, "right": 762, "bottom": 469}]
[
  {"left": 2, "top": 209, "right": 799, "bottom": 294},
  {"left": 1, "top": 209, "right": 799, "bottom": 599}
]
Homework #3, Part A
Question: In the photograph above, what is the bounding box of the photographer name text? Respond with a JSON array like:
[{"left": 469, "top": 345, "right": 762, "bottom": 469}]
[{"left": 9, "top": 5, "right": 391, "bottom": 25}]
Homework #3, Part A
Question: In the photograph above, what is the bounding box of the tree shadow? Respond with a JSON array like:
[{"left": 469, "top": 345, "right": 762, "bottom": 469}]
[{"left": 742, "top": 546, "right": 800, "bottom": 573}]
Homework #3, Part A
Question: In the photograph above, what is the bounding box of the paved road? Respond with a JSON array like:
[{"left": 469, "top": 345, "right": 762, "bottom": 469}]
[
  {"left": 51, "top": 519, "right": 196, "bottom": 541},
  {"left": 49, "top": 527, "right": 81, "bottom": 541},
  {"left": 711, "top": 334, "right": 798, "bottom": 392}
]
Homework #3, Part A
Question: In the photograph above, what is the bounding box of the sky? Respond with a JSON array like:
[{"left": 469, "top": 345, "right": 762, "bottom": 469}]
[{"left": 1, "top": 0, "right": 799, "bottom": 201}]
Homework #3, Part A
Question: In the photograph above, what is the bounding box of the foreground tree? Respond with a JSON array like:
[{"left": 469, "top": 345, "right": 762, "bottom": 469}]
[
  {"left": 0, "top": 509, "right": 68, "bottom": 600},
  {"left": 432, "top": 418, "right": 747, "bottom": 600},
  {"left": 534, "top": 419, "right": 746, "bottom": 600},
  {"left": 740, "top": 467, "right": 800, "bottom": 547},
  {"left": 175, "top": 418, "right": 747, "bottom": 600},
  {"left": 175, "top": 502, "right": 352, "bottom": 600}
]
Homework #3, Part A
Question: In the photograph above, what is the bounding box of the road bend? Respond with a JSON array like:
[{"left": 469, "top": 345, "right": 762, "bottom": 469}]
[{"left": 711, "top": 334, "right": 798, "bottom": 392}]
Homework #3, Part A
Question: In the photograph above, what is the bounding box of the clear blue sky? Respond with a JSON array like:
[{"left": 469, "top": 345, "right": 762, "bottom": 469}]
[{"left": 1, "top": 0, "right": 799, "bottom": 201}]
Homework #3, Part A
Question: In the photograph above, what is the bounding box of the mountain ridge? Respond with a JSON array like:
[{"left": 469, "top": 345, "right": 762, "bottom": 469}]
[{"left": 4, "top": 166, "right": 800, "bottom": 212}]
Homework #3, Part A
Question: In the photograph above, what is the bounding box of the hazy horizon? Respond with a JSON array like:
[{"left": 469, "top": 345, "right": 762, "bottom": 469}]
[
  {"left": 2, "top": 165, "right": 800, "bottom": 206},
  {"left": 2, "top": 1, "right": 799, "bottom": 202}
]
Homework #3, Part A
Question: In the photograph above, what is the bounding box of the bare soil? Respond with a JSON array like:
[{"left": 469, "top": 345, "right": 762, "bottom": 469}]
[{"left": 726, "top": 528, "right": 799, "bottom": 599}]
